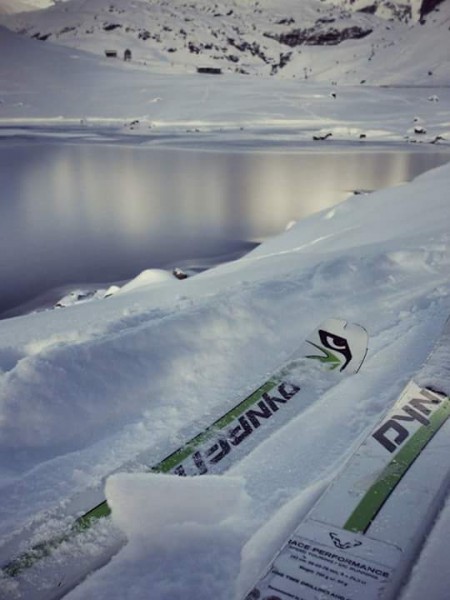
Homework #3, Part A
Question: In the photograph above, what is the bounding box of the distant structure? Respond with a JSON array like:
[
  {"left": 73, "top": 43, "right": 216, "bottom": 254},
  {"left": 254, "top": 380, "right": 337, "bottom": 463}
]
[
  {"left": 196, "top": 67, "right": 222, "bottom": 75},
  {"left": 104, "top": 50, "right": 118, "bottom": 58},
  {"left": 124, "top": 49, "right": 132, "bottom": 61}
]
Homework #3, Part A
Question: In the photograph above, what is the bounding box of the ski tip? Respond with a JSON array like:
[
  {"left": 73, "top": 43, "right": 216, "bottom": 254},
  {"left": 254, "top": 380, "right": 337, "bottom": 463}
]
[{"left": 305, "top": 318, "right": 369, "bottom": 375}]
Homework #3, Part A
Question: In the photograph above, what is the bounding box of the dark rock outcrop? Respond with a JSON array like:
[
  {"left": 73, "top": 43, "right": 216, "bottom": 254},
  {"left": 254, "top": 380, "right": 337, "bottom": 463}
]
[{"left": 265, "top": 25, "right": 372, "bottom": 47}]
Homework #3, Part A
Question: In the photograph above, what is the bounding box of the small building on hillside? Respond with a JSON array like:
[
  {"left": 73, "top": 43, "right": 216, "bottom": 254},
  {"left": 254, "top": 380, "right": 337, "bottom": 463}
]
[
  {"left": 196, "top": 67, "right": 222, "bottom": 75},
  {"left": 104, "top": 50, "right": 118, "bottom": 58}
]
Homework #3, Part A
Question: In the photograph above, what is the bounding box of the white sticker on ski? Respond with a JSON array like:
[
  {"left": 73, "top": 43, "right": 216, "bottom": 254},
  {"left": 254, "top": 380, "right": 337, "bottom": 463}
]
[{"left": 252, "top": 519, "right": 401, "bottom": 600}]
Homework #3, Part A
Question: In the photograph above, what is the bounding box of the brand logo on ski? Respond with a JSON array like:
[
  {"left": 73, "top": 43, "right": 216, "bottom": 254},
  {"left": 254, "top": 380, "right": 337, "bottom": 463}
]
[
  {"left": 345, "top": 384, "right": 450, "bottom": 535},
  {"left": 373, "top": 387, "right": 447, "bottom": 453},
  {"left": 307, "top": 329, "right": 352, "bottom": 371},
  {"left": 329, "top": 532, "right": 362, "bottom": 550},
  {"left": 173, "top": 381, "right": 300, "bottom": 476}
]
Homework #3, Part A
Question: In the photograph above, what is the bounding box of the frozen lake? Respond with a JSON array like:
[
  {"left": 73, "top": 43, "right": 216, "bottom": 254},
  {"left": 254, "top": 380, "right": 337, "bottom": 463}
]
[{"left": 0, "top": 139, "right": 449, "bottom": 317}]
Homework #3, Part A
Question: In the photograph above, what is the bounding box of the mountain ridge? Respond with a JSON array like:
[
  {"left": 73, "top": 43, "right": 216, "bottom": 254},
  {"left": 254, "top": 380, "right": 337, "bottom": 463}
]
[{"left": 0, "top": 0, "right": 448, "bottom": 84}]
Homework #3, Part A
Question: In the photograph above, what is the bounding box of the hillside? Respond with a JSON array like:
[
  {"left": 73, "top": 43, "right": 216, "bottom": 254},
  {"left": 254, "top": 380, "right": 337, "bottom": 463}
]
[
  {"left": 1, "top": 0, "right": 449, "bottom": 84},
  {"left": 0, "top": 0, "right": 53, "bottom": 14}
]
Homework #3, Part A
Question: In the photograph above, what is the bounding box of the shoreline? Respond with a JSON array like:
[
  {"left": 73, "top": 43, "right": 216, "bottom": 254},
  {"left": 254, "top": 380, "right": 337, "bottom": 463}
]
[{"left": 1, "top": 123, "right": 450, "bottom": 152}]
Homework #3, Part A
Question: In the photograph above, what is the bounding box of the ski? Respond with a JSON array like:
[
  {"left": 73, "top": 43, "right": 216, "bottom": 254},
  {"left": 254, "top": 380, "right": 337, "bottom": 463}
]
[
  {"left": 0, "top": 318, "right": 368, "bottom": 600},
  {"left": 244, "top": 316, "right": 450, "bottom": 600}
]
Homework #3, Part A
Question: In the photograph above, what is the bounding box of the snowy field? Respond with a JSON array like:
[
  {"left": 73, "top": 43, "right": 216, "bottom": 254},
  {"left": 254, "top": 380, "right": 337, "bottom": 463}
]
[
  {"left": 1, "top": 2, "right": 450, "bottom": 599},
  {"left": 0, "top": 17, "right": 450, "bottom": 144}
]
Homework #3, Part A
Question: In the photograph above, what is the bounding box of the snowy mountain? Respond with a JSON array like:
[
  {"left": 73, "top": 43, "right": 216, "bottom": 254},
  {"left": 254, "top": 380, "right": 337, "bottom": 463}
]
[
  {"left": 324, "top": 0, "right": 446, "bottom": 22},
  {"left": 0, "top": 0, "right": 448, "bottom": 84}
]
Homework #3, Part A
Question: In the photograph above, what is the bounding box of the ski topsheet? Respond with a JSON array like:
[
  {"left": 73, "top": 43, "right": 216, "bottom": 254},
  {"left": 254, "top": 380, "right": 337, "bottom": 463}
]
[
  {"left": 0, "top": 318, "right": 368, "bottom": 600},
  {"left": 245, "top": 317, "right": 450, "bottom": 600}
]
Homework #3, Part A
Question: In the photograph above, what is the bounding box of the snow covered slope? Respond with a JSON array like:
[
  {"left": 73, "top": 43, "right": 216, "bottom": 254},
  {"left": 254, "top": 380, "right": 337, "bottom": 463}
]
[
  {"left": 0, "top": 159, "right": 450, "bottom": 600},
  {"left": 0, "top": 0, "right": 448, "bottom": 84},
  {"left": 1, "top": 22, "right": 449, "bottom": 144},
  {"left": 323, "top": 0, "right": 446, "bottom": 22}
]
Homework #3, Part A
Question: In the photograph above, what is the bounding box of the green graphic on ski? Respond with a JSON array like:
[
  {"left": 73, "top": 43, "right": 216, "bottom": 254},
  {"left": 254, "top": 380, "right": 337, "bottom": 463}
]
[
  {"left": 0, "top": 318, "right": 368, "bottom": 600},
  {"left": 244, "top": 317, "right": 450, "bottom": 600}
]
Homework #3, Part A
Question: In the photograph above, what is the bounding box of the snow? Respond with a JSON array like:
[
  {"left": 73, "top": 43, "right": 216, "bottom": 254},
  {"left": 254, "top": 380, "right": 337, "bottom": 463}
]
[
  {"left": 0, "top": 0, "right": 450, "bottom": 599},
  {"left": 0, "top": 18, "right": 449, "bottom": 144},
  {"left": 114, "top": 269, "right": 178, "bottom": 295},
  {"left": 1, "top": 162, "right": 450, "bottom": 599},
  {"left": 0, "top": 1, "right": 54, "bottom": 15},
  {"left": 1, "top": 0, "right": 449, "bottom": 85},
  {"left": 65, "top": 474, "right": 252, "bottom": 600}
]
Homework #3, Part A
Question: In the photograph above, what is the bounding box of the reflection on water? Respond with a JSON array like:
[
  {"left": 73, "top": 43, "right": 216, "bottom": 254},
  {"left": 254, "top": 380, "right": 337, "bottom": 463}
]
[{"left": 0, "top": 142, "right": 449, "bottom": 316}]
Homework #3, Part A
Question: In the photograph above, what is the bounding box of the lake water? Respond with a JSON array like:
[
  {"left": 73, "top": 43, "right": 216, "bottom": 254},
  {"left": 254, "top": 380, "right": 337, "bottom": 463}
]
[{"left": 0, "top": 140, "right": 449, "bottom": 317}]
